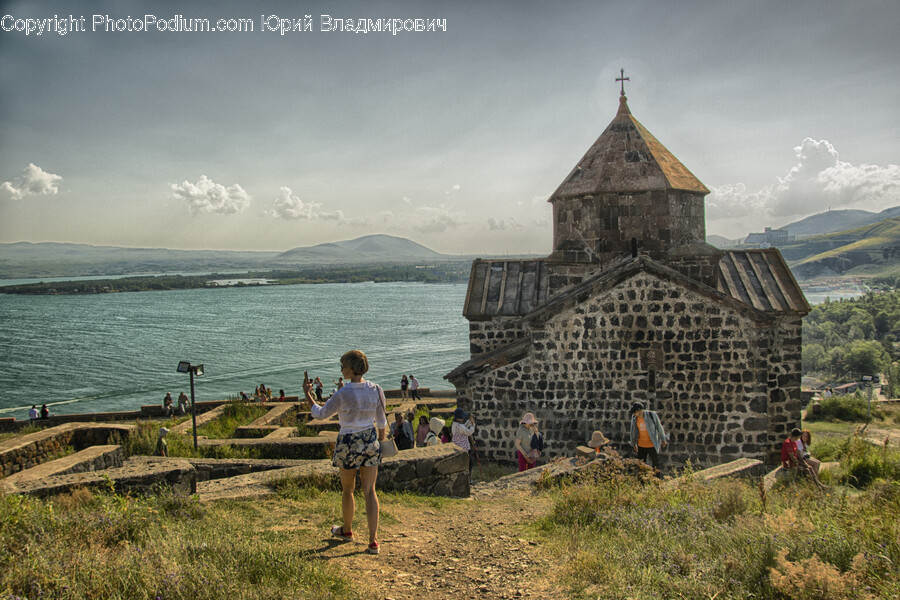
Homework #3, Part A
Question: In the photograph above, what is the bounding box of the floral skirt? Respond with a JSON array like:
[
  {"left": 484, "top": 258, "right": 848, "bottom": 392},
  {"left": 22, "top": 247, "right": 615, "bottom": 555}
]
[{"left": 332, "top": 427, "right": 381, "bottom": 470}]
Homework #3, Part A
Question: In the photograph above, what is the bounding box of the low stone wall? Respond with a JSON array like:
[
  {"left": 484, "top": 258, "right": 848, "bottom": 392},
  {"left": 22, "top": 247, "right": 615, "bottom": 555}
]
[
  {"left": 169, "top": 404, "right": 227, "bottom": 435},
  {"left": 7, "top": 456, "right": 196, "bottom": 498},
  {"left": 187, "top": 458, "right": 312, "bottom": 481},
  {"left": 4, "top": 445, "right": 124, "bottom": 487},
  {"left": 197, "top": 436, "right": 335, "bottom": 460},
  {"left": 664, "top": 458, "right": 765, "bottom": 489},
  {"left": 0, "top": 423, "right": 134, "bottom": 478},
  {"left": 264, "top": 427, "right": 297, "bottom": 440},
  {"left": 197, "top": 443, "right": 470, "bottom": 501},
  {"left": 378, "top": 445, "right": 470, "bottom": 496}
]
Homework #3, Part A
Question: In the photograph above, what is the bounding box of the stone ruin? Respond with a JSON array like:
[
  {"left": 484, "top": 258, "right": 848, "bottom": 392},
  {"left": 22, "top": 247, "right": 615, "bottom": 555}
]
[{"left": 0, "top": 395, "right": 470, "bottom": 500}]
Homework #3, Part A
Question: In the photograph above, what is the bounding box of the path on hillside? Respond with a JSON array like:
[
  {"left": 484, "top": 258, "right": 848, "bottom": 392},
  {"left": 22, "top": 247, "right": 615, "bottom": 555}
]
[
  {"left": 863, "top": 425, "right": 900, "bottom": 448},
  {"left": 301, "top": 479, "right": 570, "bottom": 600}
]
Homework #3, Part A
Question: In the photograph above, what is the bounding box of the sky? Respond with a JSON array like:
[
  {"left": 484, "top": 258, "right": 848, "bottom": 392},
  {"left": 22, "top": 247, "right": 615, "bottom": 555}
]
[{"left": 1, "top": 0, "right": 899, "bottom": 255}]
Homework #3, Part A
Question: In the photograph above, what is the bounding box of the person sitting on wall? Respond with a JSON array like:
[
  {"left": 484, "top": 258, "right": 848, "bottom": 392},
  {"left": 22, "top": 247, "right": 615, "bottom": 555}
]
[
  {"left": 277, "top": 389, "right": 286, "bottom": 402},
  {"left": 28, "top": 405, "right": 39, "bottom": 420},
  {"left": 780, "top": 428, "right": 804, "bottom": 470},
  {"left": 163, "top": 393, "right": 174, "bottom": 417},
  {"left": 390, "top": 412, "right": 414, "bottom": 450},
  {"left": 588, "top": 430, "right": 610, "bottom": 455},
  {"left": 177, "top": 392, "right": 189, "bottom": 415},
  {"left": 40, "top": 404, "right": 49, "bottom": 419},
  {"left": 628, "top": 402, "right": 667, "bottom": 470},
  {"left": 781, "top": 428, "right": 826, "bottom": 489},
  {"left": 797, "top": 429, "right": 821, "bottom": 476}
]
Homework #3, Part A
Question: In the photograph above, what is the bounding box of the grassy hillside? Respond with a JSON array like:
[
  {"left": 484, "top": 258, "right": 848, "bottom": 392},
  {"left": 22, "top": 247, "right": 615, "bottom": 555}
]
[{"left": 783, "top": 217, "right": 900, "bottom": 278}]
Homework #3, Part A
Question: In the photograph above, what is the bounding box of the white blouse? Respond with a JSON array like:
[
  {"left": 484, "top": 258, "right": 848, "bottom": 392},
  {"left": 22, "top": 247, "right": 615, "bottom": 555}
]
[{"left": 310, "top": 381, "right": 388, "bottom": 434}]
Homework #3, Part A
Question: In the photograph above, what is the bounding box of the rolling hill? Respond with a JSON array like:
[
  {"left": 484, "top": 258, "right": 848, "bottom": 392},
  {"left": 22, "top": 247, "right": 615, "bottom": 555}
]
[
  {"left": 0, "top": 235, "right": 462, "bottom": 279},
  {"left": 781, "top": 217, "right": 900, "bottom": 278},
  {"left": 780, "top": 206, "right": 900, "bottom": 238},
  {"left": 273, "top": 234, "right": 448, "bottom": 264}
]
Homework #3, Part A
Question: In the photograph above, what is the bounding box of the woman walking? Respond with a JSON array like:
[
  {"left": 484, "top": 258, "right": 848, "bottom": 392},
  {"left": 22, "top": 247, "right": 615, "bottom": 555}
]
[
  {"left": 302, "top": 350, "right": 387, "bottom": 555},
  {"left": 514, "top": 413, "right": 540, "bottom": 472}
]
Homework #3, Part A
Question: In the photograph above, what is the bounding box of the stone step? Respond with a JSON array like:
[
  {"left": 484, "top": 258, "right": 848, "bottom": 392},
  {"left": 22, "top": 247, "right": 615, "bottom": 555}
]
[
  {"left": 263, "top": 427, "right": 297, "bottom": 440},
  {"left": 196, "top": 444, "right": 469, "bottom": 502},
  {"left": 665, "top": 457, "right": 764, "bottom": 488},
  {"left": 197, "top": 436, "right": 336, "bottom": 460},
  {"left": 0, "top": 422, "right": 134, "bottom": 478},
  {"left": 168, "top": 404, "right": 227, "bottom": 435},
  {"left": 7, "top": 456, "right": 196, "bottom": 498},
  {"left": 245, "top": 403, "right": 300, "bottom": 427},
  {"left": 4, "top": 445, "right": 124, "bottom": 486}
]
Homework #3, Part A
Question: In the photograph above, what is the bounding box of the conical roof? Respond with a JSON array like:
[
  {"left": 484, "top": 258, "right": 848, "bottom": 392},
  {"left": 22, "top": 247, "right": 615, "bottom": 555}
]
[{"left": 551, "top": 95, "right": 709, "bottom": 199}]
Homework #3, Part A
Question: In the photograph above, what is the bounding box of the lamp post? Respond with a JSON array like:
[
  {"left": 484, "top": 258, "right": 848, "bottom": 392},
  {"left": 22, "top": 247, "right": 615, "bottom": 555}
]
[{"left": 177, "top": 361, "right": 204, "bottom": 450}]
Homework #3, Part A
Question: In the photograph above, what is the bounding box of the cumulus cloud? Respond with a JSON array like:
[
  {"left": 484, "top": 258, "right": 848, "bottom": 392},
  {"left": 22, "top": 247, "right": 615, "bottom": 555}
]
[
  {"left": 445, "top": 184, "right": 461, "bottom": 201},
  {"left": 417, "top": 205, "right": 467, "bottom": 233},
  {"left": 332, "top": 204, "right": 466, "bottom": 232},
  {"left": 266, "top": 187, "right": 346, "bottom": 221},
  {"left": 706, "top": 138, "right": 900, "bottom": 223},
  {"left": 170, "top": 175, "right": 251, "bottom": 215},
  {"left": 1, "top": 163, "right": 62, "bottom": 200},
  {"left": 487, "top": 217, "right": 524, "bottom": 230},
  {"left": 268, "top": 187, "right": 319, "bottom": 220}
]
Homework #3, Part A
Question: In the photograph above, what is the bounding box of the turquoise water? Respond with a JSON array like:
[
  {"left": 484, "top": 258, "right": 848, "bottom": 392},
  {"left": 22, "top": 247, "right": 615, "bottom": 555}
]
[{"left": 0, "top": 282, "right": 469, "bottom": 420}]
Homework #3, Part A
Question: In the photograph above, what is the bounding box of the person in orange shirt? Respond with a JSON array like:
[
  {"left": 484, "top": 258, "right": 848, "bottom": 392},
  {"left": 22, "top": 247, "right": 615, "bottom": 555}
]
[{"left": 628, "top": 402, "right": 668, "bottom": 469}]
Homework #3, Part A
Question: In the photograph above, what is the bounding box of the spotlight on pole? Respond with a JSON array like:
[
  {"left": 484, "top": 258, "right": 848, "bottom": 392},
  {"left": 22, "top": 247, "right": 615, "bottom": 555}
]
[{"left": 176, "top": 361, "right": 204, "bottom": 450}]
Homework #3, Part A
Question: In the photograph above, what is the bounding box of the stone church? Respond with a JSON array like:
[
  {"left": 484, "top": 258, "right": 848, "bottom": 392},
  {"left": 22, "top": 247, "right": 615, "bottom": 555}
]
[{"left": 445, "top": 83, "right": 810, "bottom": 468}]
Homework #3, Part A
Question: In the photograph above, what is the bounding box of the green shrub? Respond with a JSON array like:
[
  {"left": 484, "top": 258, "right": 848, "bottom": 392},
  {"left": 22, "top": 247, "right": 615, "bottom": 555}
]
[{"left": 807, "top": 392, "right": 880, "bottom": 422}]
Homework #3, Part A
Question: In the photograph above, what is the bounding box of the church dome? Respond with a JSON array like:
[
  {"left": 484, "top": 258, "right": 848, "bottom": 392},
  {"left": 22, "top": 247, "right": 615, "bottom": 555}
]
[{"left": 550, "top": 94, "right": 709, "bottom": 199}]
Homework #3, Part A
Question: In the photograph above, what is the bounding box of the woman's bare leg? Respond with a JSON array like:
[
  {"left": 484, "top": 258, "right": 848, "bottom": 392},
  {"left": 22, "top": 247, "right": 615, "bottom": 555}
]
[
  {"left": 339, "top": 467, "right": 357, "bottom": 535},
  {"left": 359, "top": 465, "right": 380, "bottom": 545}
]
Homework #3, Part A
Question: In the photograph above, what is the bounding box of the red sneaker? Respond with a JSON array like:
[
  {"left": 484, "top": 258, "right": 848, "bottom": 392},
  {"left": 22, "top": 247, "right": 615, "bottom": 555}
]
[{"left": 366, "top": 542, "right": 379, "bottom": 555}]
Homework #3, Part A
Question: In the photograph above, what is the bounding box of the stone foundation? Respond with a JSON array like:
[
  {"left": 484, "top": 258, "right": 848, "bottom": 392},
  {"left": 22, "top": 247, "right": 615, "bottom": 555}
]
[
  {"left": 197, "top": 444, "right": 471, "bottom": 501},
  {"left": 6, "top": 456, "right": 196, "bottom": 498},
  {"left": 0, "top": 423, "right": 134, "bottom": 477}
]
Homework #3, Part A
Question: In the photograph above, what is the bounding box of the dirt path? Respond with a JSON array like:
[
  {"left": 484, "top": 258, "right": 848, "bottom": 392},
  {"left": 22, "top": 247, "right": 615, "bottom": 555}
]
[
  {"left": 302, "top": 484, "right": 569, "bottom": 600},
  {"left": 863, "top": 425, "right": 900, "bottom": 447}
]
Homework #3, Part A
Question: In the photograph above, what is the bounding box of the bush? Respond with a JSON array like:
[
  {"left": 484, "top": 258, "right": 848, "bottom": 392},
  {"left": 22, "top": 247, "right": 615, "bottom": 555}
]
[
  {"left": 807, "top": 392, "right": 880, "bottom": 422},
  {"left": 829, "top": 433, "right": 900, "bottom": 489}
]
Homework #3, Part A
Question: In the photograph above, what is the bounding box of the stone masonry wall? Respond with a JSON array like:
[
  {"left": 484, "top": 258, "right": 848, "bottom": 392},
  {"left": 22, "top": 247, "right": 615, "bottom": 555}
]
[
  {"left": 468, "top": 319, "right": 528, "bottom": 356},
  {"left": 551, "top": 191, "right": 706, "bottom": 268},
  {"left": 460, "top": 271, "right": 799, "bottom": 468},
  {"left": 0, "top": 423, "right": 133, "bottom": 478}
]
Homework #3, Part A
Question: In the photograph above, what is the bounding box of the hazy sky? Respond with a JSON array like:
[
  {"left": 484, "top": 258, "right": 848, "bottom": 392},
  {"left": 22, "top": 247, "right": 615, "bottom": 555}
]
[{"left": 1, "top": 0, "right": 898, "bottom": 255}]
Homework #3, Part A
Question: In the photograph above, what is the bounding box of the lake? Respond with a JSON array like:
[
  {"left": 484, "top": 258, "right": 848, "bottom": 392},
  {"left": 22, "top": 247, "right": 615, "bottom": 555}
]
[{"left": 0, "top": 282, "right": 469, "bottom": 420}]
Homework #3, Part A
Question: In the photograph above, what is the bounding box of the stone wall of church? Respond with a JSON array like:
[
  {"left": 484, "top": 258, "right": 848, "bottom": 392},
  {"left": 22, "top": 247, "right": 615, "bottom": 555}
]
[
  {"left": 765, "top": 318, "right": 805, "bottom": 464},
  {"left": 468, "top": 319, "right": 528, "bottom": 356},
  {"left": 458, "top": 271, "right": 801, "bottom": 468},
  {"left": 550, "top": 191, "right": 706, "bottom": 267}
]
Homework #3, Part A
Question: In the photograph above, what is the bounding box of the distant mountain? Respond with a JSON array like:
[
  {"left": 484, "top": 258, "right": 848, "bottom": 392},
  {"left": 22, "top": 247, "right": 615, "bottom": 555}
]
[
  {"left": 706, "top": 235, "right": 740, "bottom": 248},
  {"left": 0, "top": 235, "right": 462, "bottom": 279},
  {"left": 273, "top": 234, "right": 448, "bottom": 264},
  {"left": 780, "top": 206, "right": 900, "bottom": 238}
]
